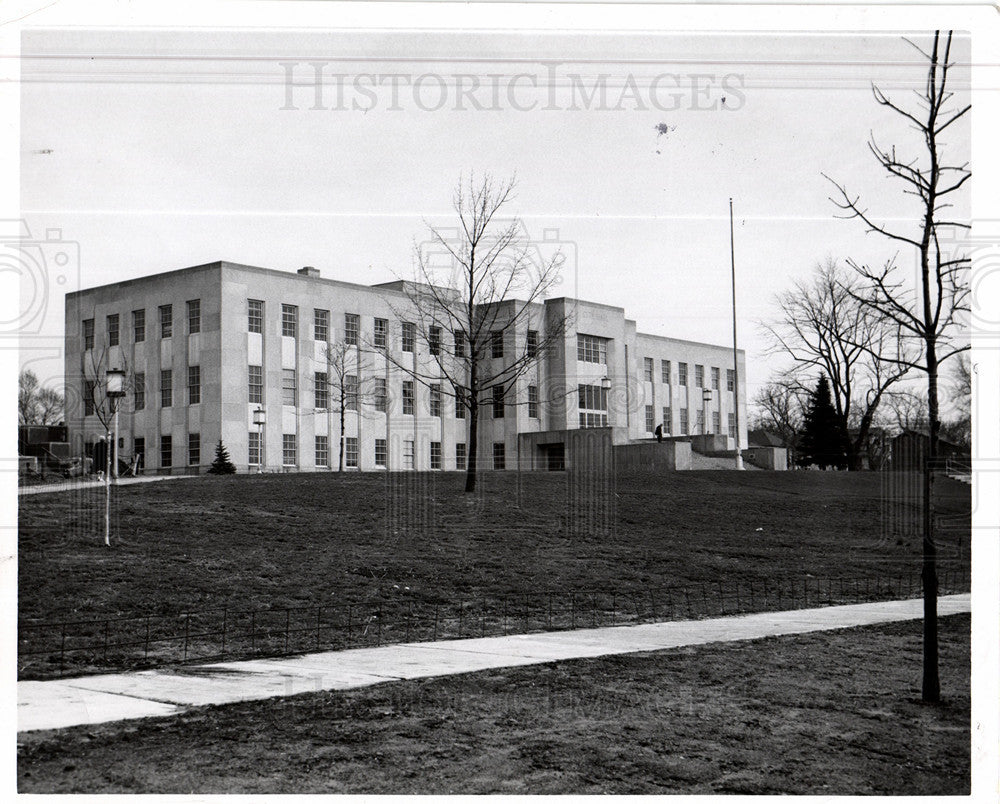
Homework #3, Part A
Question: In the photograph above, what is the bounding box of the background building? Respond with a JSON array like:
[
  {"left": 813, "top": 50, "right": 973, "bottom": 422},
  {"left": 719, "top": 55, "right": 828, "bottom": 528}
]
[{"left": 64, "top": 261, "right": 747, "bottom": 473}]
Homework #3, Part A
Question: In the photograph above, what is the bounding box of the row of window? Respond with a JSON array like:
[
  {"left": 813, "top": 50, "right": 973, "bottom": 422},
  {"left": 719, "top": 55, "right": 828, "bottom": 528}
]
[
  {"left": 248, "top": 366, "right": 538, "bottom": 420},
  {"left": 131, "top": 434, "right": 201, "bottom": 469},
  {"left": 246, "top": 434, "right": 504, "bottom": 470},
  {"left": 251, "top": 300, "right": 540, "bottom": 360},
  {"left": 643, "top": 357, "right": 736, "bottom": 391},
  {"left": 643, "top": 405, "right": 737, "bottom": 437},
  {"left": 83, "top": 367, "right": 201, "bottom": 416},
  {"left": 82, "top": 301, "right": 200, "bottom": 349}
]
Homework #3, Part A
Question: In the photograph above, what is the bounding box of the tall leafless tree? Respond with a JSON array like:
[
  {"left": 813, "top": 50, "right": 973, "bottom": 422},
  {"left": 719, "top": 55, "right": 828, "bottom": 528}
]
[
  {"left": 825, "top": 30, "right": 970, "bottom": 702},
  {"left": 19, "top": 369, "right": 64, "bottom": 425},
  {"left": 389, "top": 174, "right": 569, "bottom": 492},
  {"left": 313, "top": 342, "right": 380, "bottom": 472},
  {"left": 763, "top": 260, "right": 912, "bottom": 470}
]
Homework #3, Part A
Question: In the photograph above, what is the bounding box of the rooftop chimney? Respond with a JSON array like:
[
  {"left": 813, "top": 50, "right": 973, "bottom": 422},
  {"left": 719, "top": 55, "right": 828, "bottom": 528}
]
[{"left": 297, "top": 266, "right": 320, "bottom": 278}]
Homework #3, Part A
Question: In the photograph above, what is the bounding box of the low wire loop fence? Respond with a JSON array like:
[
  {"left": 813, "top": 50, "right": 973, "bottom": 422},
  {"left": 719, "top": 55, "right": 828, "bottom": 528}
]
[{"left": 18, "top": 566, "right": 970, "bottom": 681}]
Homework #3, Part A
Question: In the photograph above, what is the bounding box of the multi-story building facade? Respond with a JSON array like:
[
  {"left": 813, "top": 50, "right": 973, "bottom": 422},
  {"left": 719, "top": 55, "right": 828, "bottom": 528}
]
[{"left": 64, "top": 261, "right": 747, "bottom": 473}]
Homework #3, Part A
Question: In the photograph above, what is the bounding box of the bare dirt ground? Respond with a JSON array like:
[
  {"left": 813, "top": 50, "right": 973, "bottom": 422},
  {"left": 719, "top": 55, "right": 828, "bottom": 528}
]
[
  {"left": 18, "top": 470, "right": 970, "bottom": 678},
  {"left": 17, "top": 613, "right": 970, "bottom": 794}
]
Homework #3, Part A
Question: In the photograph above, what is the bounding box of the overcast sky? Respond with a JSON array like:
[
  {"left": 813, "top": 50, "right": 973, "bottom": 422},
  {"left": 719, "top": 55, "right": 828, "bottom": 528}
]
[{"left": 18, "top": 28, "right": 971, "bottom": 408}]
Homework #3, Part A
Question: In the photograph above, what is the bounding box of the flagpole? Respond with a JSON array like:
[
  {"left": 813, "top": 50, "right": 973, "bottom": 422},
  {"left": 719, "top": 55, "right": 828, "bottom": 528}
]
[{"left": 730, "top": 198, "right": 744, "bottom": 470}]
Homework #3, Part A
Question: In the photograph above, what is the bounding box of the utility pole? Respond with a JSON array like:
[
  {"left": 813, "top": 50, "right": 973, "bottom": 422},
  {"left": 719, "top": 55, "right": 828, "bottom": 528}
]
[{"left": 729, "top": 198, "right": 744, "bottom": 470}]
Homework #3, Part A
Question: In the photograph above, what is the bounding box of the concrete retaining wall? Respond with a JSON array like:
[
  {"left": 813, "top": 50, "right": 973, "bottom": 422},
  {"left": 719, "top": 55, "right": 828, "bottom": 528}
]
[{"left": 614, "top": 440, "right": 692, "bottom": 471}]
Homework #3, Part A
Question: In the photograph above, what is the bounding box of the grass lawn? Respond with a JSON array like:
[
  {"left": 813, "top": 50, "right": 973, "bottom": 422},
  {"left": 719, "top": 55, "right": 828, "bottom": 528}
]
[
  {"left": 16, "top": 613, "right": 971, "bottom": 794},
  {"left": 18, "top": 470, "right": 970, "bottom": 677}
]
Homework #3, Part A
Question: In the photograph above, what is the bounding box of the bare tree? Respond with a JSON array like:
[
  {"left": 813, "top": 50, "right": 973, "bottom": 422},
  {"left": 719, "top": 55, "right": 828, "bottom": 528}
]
[
  {"left": 883, "top": 387, "right": 929, "bottom": 432},
  {"left": 763, "top": 260, "right": 911, "bottom": 469},
  {"left": 313, "top": 342, "right": 380, "bottom": 472},
  {"left": 389, "top": 173, "right": 569, "bottom": 492},
  {"left": 19, "top": 369, "right": 41, "bottom": 425},
  {"left": 825, "top": 30, "right": 970, "bottom": 702},
  {"left": 37, "top": 386, "right": 64, "bottom": 425},
  {"left": 750, "top": 378, "right": 807, "bottom": 463}
]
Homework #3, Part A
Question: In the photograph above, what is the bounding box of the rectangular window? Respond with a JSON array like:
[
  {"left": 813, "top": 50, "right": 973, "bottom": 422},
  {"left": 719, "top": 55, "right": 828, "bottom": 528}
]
[
  {"left": 314, "top": 372, "right": 328, "bottom": 408},
  {"left": 345, "top": 436, "right": 358, "bottom": 468},
  {"left": 712, "top": 411, "right": 721, "bottom": 434},
  {"left": 455, "top": 386, "right": 466, "bottom": 418},
  {"left": 402, "top": 380, "right": 414, "bottom": 415},
  {"left": 374, "top": 317, "right": 387, "bottom": 349},
  {"left": 281, "top": 304, "right": 298, "bottom": 338},
  {"left": 188, "top": 433, "right": 200, "bottom": 465},
  {"left": 711, "top": 367, "right": 720, "bottom": 391},
  {"left": 644, "top": 357, "right": 654, "bottom": 382},
  {"left": 729, "top": 412, "right": 736, "bottom": 439},
  {"left": 282, "top": 369, "right": 296, "bottom": 406},
  {"left": 315, "top": 435, "right": 329, "bottom": 467},
  {"left": 314, "top": 309, "right": 329, "bottom": 341},
  {"left": 577, "top": 383, "right": 609, "bottom": 428},
  {"left": 187, "top": 365, "right": 201, "bottom": 405},
  {"left": 248, "top": 299, "right": 263, "bottom": 333},
  {"left": 455, "top": 443, "right": 467, "bottom": 471},
  {"left": 83, "top": 318, "right": 94, "bottom": 350},
  {"left": 454, "top": 330, "right": 466, "bottom": 357},
  {"left": 491, "top": 331, "right": 504, "bottom": 359},
  {"left": 662, "top": 406, "right": 672, "bottom": 435},
  {"left": 645, "top": 405, "right": 655, "bottom": 433},
  {"left": 374, "top": 377, "right": 387, "bottom": 412},
  {"left": 132, "top": 309, "right": 145, "bottom": 342},
  {"left": 402, "top": 321, "right": 415, "bottom": 352},
  {"left": 696, "top": 409, "right": 705, "bottom": 434},
  {"left": 727, "top": 369, "right": 735, "bottom": 392},
  {"left": 160, "top": 369, "right": 172, "bottom": 408},
  {"left": 528, "top": 384, "right": 539, "bottom": 419},
  {"left": 160, "top": 435, "right": 172, "bottom": 468},
  {"left": 430, "top": 384, "right": 442, "bottom": 417},
  {"left": 680, "top": 408, "right": 689, "bottom": 435},
  {"left": 282, "top": 434, "right": 297, "bottom": 466},
  {"left": 678, "top": 363, "right": 688, "bottom": 387},
  {"left": 429, "top": 326, "right": 441, "bottom": 356},
  {"left": 344, "top": 313, "right": 359, "bottom": 345},
  {"left": 84, "top": 380, "right": 96, "bottom": 416},
  {"left": 134, "top": 437, "right": 145, "bottom": 469},
  {"left": 248, "top": 431, "right": 261, "bottom": 465},
  {"left": 430, "top": 441, "right": 442, "bottom": 470},
  {"left": 159, "top": 305, "right": 172, "bottom": 339},
  {"left": 492, "top": 385, "right": 504, "bottom": 418},
  {"left": 695, "top": 364, "right": 705, "bottom": 388},
  {"left": 345, "top": 374, "right": 359, "bottom": 410},
  {"left": 134, "top": 373, "right": 145, "bottom": 411},
  {"left": 187, "top": 299, "right": 201, "bottom": 334},
  {"left": 248, "top": 365, "right": 263, "bottom": 404},
  {"left": 527, "top": 329, "right": 538, "bottom": 358},
  {"left": 493, "top": 441, "right": 505, "bottom": 470},
  {"left": 374, "top": 438, "right": 387, "bottom": 468},
  {"left": 661, "top": 359, "right": 671, "bottom": 384},
  {"left": 403, "top": 439, "right": 415, "bottom": 470},
  {"left": 577, "top": 334, "right": 608, "bottom": 364},
  {"left": 107, "top": 314, "right": 120, "bottom": 347}
]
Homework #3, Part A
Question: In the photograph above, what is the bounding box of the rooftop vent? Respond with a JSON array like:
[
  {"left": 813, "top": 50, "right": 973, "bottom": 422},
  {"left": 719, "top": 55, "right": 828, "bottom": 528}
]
[{"left": 298, "top": 266, "right": 320, "bottom": 278}]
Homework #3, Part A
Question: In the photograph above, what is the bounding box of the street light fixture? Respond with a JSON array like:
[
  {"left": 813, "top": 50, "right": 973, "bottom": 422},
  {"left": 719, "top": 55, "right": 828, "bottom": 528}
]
[
  {"left": 702, "top": 388, "right": 713, "bottom": 436},
  {"left": 104, "top": 368, "right": 127, "bottom": 547},
  {"left": 253, "top": 406, "right": 266, "bottom": 473}
]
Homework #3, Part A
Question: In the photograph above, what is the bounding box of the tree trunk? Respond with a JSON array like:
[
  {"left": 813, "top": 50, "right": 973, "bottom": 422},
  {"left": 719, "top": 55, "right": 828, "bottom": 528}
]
[
  {"left": 465, "top": 401, "right": 479, "bottom": 493},
  {"left": 338, "top": 405, "right": 346, "bottom": 472},
  {"left": 922, "top": 340, "right": 941, "bottom": 702}
]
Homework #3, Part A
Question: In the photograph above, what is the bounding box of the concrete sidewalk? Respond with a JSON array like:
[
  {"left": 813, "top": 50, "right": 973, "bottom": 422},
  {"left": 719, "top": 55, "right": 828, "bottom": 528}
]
[
  {"left": 18, "top": 594, "right": 970, "bottom": 733},
  {"left": 18, "top": 474, "right": 189, "bottom": 496}
]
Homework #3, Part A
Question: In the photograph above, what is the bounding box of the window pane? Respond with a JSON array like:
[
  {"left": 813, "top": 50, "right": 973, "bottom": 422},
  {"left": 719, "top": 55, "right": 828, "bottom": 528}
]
[
  {"left": 281, "top": 305, "right": 298, "bottom": 338},
  {"left": 248, "top": 299, "right": 263, "bottom": 333},
  {"left": 344, "top": 313, "right": 359, "bottom": 345},
  {"left": 159, "top": 305, "right": 172, "bottom": 339},
  {"left": 314, "top": 309, "right": 329, "bottom": 341},
  {"left": 187, "top": 299, "right": 201, "bottom": 334}
]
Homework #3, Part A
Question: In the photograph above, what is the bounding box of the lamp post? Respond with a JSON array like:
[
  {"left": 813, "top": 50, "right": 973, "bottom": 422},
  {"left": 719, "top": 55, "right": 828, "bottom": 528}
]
[
  {"left": 702, "top": 388, "right": 712, "bottom": 437},
  {"left": 104, "top": 368, "right": 126, "bottom": 547},
  {"left": 601, "top": 376, "right": 612, "bottom": 427},
  {"left": 253, "top": 406, "right": 266, "bottom": 473}
]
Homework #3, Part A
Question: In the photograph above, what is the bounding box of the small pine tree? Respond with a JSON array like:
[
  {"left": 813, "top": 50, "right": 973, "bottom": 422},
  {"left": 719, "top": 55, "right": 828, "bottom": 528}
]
[
  {"left": 797, "top": 376, "right": 847, "bottom": 470},
  {"left": 208, "top": 439, "right": 237, "bottom": 474}
]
